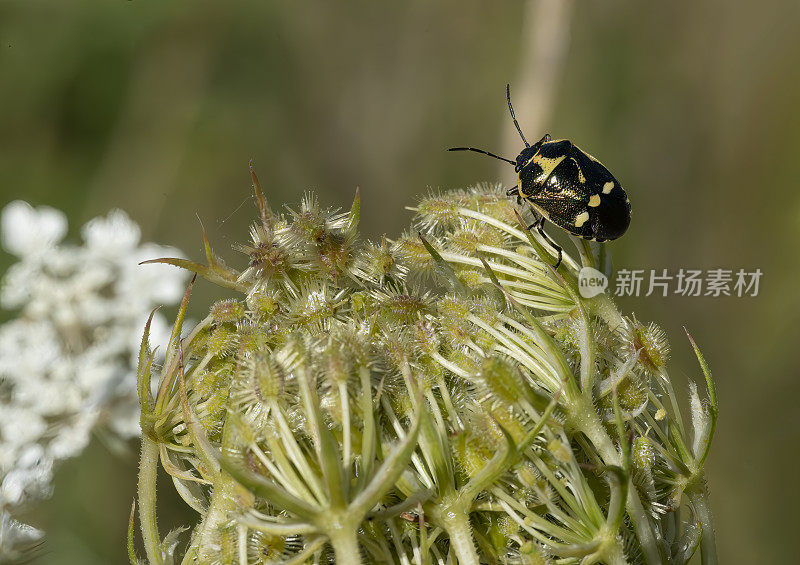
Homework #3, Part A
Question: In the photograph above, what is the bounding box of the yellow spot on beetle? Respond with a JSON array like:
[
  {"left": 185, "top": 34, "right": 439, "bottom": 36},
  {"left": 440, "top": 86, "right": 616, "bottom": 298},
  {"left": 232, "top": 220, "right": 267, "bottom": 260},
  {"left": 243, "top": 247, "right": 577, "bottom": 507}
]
[
  {"left": 588, "top": 194, "right": 601, "bottom": 207},
  {"left": 574, "top": 211, "right": 589, "bottom": 227},
  {"left": 602, "top": 181, "right": 614, "bottom": 194},
  {"left": 533, "top": 155, "right": 566, "bottom": 183}
]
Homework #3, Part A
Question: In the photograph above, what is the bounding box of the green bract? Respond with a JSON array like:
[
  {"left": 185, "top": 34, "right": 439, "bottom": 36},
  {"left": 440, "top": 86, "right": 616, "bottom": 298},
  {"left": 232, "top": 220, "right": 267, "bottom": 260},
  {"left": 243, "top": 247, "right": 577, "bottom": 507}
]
[{"left": 133, "top": 177, "right": 717, "bottom": 565}]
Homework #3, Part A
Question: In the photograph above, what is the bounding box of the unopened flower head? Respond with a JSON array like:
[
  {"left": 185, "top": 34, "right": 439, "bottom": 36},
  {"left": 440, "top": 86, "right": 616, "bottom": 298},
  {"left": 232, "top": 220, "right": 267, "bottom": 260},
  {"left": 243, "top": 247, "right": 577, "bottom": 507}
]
[{"left": 133, "top": 183, "right": 718, "bottom": 565}]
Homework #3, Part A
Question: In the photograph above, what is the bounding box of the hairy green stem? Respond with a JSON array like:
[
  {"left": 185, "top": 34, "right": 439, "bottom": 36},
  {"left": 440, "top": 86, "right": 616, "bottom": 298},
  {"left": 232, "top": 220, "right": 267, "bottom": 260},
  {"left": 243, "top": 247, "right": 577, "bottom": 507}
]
[
  {"left": 138, "top": 435, "right": 163, "bottom": 565},
  {"left": 569, "top": 397, "right": 664, "bottom": 564},
  {"left": 437, "top": 505, "right": 479, "bottom": 565},
  {"left": 689, "top": 484, "right": 718, "bottom": 565},
  {"left": 588, "top": 292, "right": 624, "bottom": 331},
  {"left": 603, "top": 539, "right": 629, "bottom": 565},
  {"left": 194, "top": 472, "right": 240, "bottom": 560},
  {"left": 327, "top": 524, "right": 362, "bottom": 565}
]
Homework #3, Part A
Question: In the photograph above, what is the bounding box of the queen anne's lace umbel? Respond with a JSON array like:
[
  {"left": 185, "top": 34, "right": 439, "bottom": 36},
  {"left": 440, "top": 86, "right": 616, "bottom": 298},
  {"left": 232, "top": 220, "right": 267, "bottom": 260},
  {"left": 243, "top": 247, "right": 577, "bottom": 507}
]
[
  {"left": 135, "top": 181, "right": 718, "bottom": 565},
  {"left": 0, "top": 201, "right": 188, "bottom": 560}
]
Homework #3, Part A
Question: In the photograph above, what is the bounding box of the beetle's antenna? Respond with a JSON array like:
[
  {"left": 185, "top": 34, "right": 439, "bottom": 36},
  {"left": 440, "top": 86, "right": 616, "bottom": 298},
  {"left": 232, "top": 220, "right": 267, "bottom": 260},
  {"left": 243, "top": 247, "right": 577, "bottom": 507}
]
[
  {"left": 447, "top": 147, "right": 516, "bottom": 166},
  {"left": 506, "top": 84, "right": 529, "bottom": 147}
]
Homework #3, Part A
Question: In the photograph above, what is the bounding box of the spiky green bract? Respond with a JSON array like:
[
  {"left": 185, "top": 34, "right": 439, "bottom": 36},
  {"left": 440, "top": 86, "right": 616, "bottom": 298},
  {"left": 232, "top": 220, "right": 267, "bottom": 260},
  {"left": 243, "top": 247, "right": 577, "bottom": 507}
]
[{"left": 134, "top": 183, "right": 718, "bottom": 564}]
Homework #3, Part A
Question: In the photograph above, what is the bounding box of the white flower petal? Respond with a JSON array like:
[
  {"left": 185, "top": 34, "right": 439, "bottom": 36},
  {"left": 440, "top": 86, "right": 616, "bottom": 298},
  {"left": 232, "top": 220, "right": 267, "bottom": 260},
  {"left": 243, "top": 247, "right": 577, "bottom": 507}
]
[
  {"left": 81, "top": 209, "right": 141, "bottom": 255},
  {"left": 1, "top": 201, "right": 67, "bottom": 257},
  {"left": 0, "top": 512, "right": 44, "bottom": 556},
  {"left": 0, "top": 262, "right": 36, "bottom": 309},
  {"left": 0, "top": 409, "right": 47, "bottom": 447},
  {"left": 0, "top": 320, "right": 61, "bottom": 381},
  {"left": 0, "top": 201, "right": 187, "bottom": 520},
  {"left": 47, "top": 412, "right": 97, "bottom": 460}
]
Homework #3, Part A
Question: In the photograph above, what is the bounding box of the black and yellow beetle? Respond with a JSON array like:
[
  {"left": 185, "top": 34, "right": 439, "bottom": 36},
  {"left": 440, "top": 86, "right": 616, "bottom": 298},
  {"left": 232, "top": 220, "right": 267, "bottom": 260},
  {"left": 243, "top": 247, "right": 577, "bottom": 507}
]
[{"left": 449, "top": 85, "right": 631, "bottom": 266}]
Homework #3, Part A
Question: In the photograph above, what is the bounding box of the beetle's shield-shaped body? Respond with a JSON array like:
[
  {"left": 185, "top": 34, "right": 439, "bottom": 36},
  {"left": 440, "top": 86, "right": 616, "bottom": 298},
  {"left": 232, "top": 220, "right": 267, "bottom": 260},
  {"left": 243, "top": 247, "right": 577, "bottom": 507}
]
[{"left": 518, "top": 140, "right": 630, "bottom": 242}]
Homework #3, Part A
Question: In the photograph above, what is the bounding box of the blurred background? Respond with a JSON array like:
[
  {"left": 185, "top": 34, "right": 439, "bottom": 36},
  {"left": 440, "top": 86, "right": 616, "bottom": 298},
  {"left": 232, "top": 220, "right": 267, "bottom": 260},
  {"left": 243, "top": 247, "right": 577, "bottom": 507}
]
[{"left": 1, "top": 0, "right": 799, "bottom": 562}]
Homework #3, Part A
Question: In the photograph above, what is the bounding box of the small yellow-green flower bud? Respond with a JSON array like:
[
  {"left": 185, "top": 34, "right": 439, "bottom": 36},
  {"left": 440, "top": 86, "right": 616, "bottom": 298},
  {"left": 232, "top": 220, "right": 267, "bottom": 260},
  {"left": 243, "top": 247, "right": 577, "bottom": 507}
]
[
  {"left": 519, "top": 541, "right": 548, "bottom": 565},
  {"left": 632, "top": 436, "right": 656, "bottom": 470},
  {"left": 194, "top": 362, "right": 232, "bottom": 398},
  {"left": 236, "top": 320, "right": 269, "bottom": 354},
  {"left": 617, "top": 376, "right": 649, "bottom": 414},
  {"left": 456, "top": 268, "right": 485, "bottom": 289},
  {"left": 211, "top": 299, "right": 245, "bottom": 324},
  {"left": 547, "top": 438, "right": 572, "bottom": 464},
  {"left": 488, "top": 405, "right": 527, "bottom": 444},
  {"left": 482, "top": 197, "right": 518, "bottom": 226},
  {"left": 227, "top": 411, "right": 257, "bottom": 446},
  {"left": 197, "top": 392, "right": 227, "bottom": 441},
  {"left": 247, "top": 289, "right": 281, "bottom": 317},
  {"left": 392, "top": 231, "right": 436, "bottom": 272},
  {"left": 621, "top": 318, "right": 671, "bottom": 373},
  {"left": 350, "top": 291, "right": 367, "bottom": 312},
  {"left": 250, "top": 355, "right": 284, "bottom": 401},
  {"left": 454, "top": 432, "right": 492, "bottom": 479},
  {"left": 378, "top": 292, "right": 429, "bottom": 325},
  {"left": 477, "top": 356, "right": 525, "bottom": 407},
  {"left": 516, "top": 461, "right": 540, "bottom": 488},
  {"left": 497, "top": 514, "right": 519, "bottom": 538},
  {"left": 416, "top": 195, "right": 460, "bottom": 230},
  {"left": 207, "top": 325, "right": 238, "bottom": 357}
]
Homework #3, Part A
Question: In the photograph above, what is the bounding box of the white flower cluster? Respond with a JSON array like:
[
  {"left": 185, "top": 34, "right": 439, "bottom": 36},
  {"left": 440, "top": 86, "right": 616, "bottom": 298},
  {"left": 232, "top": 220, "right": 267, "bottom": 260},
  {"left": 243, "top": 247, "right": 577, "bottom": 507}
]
[{"left": 0, "top": 201, "right": 188, "bottom": 559}]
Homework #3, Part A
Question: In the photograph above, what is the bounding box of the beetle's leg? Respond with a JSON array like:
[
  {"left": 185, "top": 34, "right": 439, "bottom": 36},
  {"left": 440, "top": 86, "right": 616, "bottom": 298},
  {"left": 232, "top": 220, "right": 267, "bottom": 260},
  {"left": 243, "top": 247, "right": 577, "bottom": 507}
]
[
  {"left": 529, "top": 216, "right": 563, "bottom": 269},
  {"left": 538, "top": 228, "right": 563, "bottom": 268},
  {"left": 525, "top": 210, "right": 543, "bottom": 232},
  {"left": 506, "top": 184, "right": 524, "bottom": 206}
]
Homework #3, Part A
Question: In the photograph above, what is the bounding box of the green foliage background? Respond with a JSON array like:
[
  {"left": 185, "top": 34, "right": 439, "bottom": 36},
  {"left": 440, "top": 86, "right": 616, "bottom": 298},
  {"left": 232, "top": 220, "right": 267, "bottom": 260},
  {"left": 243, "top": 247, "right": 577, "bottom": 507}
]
[{"left": 1, "top": 1, "right": 798, "bottom": 563}]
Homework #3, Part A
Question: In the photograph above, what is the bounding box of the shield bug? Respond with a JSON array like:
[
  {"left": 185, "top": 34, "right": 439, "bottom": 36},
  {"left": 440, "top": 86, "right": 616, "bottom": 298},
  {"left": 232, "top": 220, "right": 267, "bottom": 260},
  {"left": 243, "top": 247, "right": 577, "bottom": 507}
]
[{"left": 449, "top": 85, "right": 631, "bottom": 267}]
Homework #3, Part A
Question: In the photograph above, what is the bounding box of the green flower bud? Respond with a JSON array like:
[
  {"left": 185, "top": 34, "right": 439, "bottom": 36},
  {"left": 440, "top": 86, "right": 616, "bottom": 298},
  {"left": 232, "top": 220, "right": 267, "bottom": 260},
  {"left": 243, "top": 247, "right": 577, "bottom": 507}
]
[
  {"left": 392, "top": 231, "right": 436, "bottom": 273},
  {"left": 477, "top": 356, "right": 526, "bottom": 407},
  {"left": 453, "top": 431, "right": 493, "bottom": 479},
  {"left": 416, "top": 194, "right": 461, "bottom": 230},
  {"left": 207, "top": 325, "right": 238, "bottom": 357},
  {"left": 519, "top": 541, "right": 548, "bottom": 565},
  {"left": 455, "top": 268, "right": 485, "bottom": 290},
  {"left": 236, "top": 320, "right": 270, "bottom": 354},
  {"left": 547, "top": 438, "right": 572, "bottom": 464},
  {"left": 620, "top": 317, "right": 671, "bottom": 373},
  {"left": 632, "top": 436, "right": 656, "bottom": 470},
  {"left": 247, "top": 288, "right": 281, "bottom": 317},
  {"left": 249, "top": 354, "right": 285, "bottom": 401},
  {"left": 211, "top": 299, "right": 246, "bottom": 324}
]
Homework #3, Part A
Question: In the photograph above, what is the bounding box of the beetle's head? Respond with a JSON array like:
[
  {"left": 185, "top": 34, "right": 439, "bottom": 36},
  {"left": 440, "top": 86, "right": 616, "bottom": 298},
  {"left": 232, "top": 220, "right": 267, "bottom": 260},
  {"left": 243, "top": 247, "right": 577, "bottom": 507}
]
[
  {"left": 514, "top": 133, "right": 552, "bottom": 172},
  {"left": 514, "top": 146, "right": 538, "bottom": 172}
]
